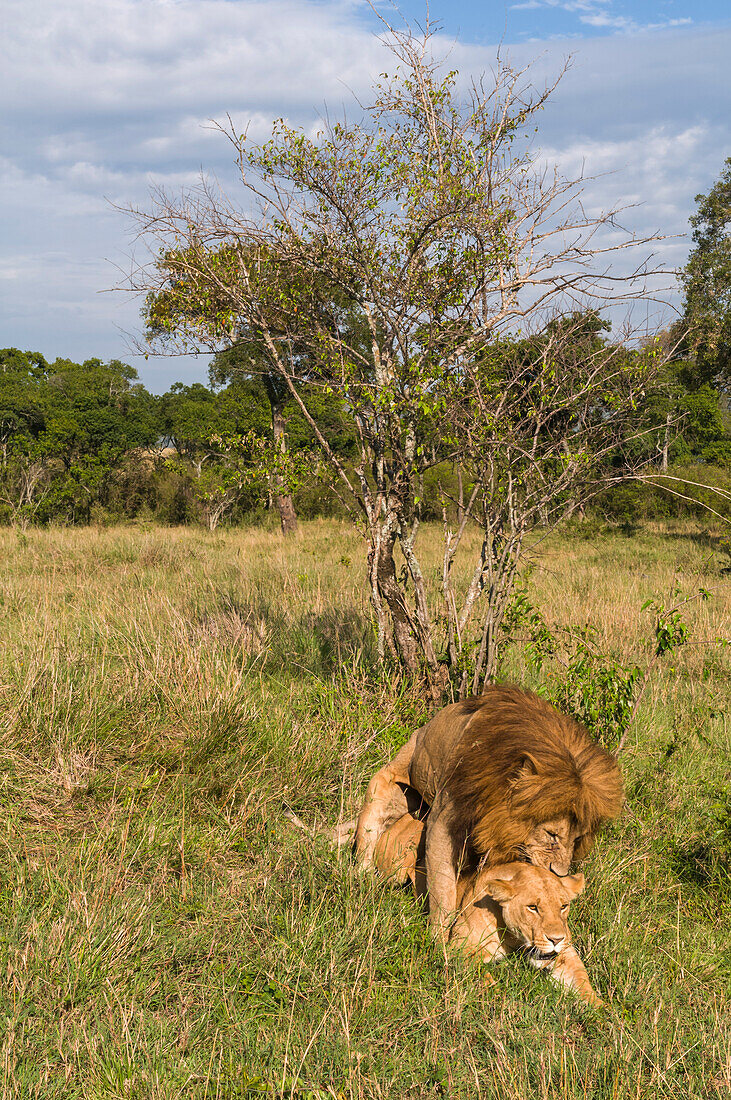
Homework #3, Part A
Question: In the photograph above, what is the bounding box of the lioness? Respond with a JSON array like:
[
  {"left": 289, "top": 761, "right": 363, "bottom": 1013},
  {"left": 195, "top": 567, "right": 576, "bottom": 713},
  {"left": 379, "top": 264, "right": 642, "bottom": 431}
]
[
  {"left": 374, "top": 812, "right": 604, "bottom": 1007},
  {"left": 355, "top": 685, "right": 623, "bottom": 938}
]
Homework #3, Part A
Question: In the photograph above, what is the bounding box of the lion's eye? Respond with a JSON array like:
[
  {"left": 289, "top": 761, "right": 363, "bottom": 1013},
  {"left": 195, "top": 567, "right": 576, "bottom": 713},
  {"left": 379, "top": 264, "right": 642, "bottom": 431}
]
[
  {"left": 560, "top": 904, "right": 568, "bottom": 912},
  {"left": 527, "top": 904, "right": 539, "bottom": 913}
]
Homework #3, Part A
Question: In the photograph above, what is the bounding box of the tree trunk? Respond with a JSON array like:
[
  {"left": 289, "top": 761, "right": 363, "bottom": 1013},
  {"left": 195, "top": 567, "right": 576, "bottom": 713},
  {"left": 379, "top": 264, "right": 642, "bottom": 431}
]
[
  {"left": 276, "top": 489, "right": 298, "bottom": 536},
  {"left": 471, "top": 558, "right": 520, "bottom": 694},
  {"left": 366, "top": 511, "right": 449, "bottom": 701},
  {"left": 266, "top": 376, "right": 298, "bottom": 536},
  {"left": 368, "top": 516, "right": 421, "bottom": 675},
  {"left": 661, "top": 411, "right": 672, "bottom": 472}
]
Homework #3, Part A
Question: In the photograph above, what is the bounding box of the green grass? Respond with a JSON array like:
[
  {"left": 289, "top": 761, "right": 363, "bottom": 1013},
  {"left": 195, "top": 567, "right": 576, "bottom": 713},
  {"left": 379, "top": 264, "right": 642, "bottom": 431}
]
[{"left": 0, "top": 520, "right": 729, "bottom": 1098}]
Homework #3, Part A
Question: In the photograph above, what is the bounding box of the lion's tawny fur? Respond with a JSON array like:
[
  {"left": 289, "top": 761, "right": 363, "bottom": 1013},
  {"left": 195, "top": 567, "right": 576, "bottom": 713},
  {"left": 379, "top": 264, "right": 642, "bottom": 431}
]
[
  {"left": 373, "top": 811, "right": 605, "bottom": 1005},
  {"left": 449, "top": 685, "right": 624, "bottom": 862},
  {"left": 354, "top": 684, "right": 624, "bottom": 934}
]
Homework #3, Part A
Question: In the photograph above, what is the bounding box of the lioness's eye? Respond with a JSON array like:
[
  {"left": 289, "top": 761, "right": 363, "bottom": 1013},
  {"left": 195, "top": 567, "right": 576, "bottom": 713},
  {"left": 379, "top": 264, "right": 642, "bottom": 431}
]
[
  {"left": 527, "top": 905, "right": 539, "bottom": 913},
  {"left": 561, "top": 904, "right": 568, "bottom": 912}
]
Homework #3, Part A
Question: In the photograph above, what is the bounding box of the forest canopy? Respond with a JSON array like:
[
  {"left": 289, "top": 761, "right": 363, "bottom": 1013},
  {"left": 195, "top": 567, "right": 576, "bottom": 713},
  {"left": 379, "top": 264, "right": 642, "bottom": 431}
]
[{"left": 1, "top": 337, "right": 728, "bottom": 532}]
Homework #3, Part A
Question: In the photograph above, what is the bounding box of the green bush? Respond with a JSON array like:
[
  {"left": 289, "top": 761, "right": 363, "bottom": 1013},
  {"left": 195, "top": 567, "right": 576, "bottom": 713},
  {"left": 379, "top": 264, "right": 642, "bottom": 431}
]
[{"left": 596, "top": 463, "right": 731, "bottom": 522}]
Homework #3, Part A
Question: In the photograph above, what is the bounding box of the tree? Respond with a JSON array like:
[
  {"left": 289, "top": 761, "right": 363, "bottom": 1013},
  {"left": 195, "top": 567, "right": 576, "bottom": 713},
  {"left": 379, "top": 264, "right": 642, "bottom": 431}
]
[
  {"left": 0, "top": 349, "right": 51, "bottom": 524},
  {"left": 161, "top": 382, "right": 230, "bottom": 476},
  {"left": 127, "top": 24, "right": 667, "bottom": 696},
  {"left": 210, "top": 345, "right": 359, "bottom": 530},
  {"left": 681, "top": 156, "right": 731, "bottom": 391},
  {"left": 0, "top": 349, "right": 160, "bottom": 525},
  {"left": 39, "top": 357, "right": 159, "bottom": 523},
  {"left": 213, "top": 359, "right": 298, "bottom": 534},
  {"left": 615, "top": 343, "right": 730, "bottom": 472}
]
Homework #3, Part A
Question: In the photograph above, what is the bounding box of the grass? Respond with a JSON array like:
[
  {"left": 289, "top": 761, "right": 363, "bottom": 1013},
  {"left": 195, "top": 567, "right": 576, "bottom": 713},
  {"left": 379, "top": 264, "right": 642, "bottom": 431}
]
[{"left": 0, "top": 518, "right": 729, "bottom": 1098}]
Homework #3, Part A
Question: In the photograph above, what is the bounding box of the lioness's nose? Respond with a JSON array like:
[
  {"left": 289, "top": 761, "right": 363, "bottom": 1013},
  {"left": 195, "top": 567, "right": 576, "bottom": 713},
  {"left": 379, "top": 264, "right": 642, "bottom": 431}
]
[{"left": 548, "top": 935, "right": 564, "bottom": 948}]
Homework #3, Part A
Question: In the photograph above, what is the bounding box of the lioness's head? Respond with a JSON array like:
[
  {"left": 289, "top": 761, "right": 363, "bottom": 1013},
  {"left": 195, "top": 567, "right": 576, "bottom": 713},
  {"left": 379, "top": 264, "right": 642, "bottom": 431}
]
[{"left": 478, "top": 862, "right": 585, "bottom": 961}]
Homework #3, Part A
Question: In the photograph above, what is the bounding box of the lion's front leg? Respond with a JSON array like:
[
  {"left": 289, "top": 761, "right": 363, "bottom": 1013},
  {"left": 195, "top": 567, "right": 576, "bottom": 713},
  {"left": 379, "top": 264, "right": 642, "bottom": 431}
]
[
  {"left": 354, "top": 732, "right": 419, "bottom": 869},
  {"left": 424, "top": 792, "right": 462, "bottom": 942},
  {"left": 547, "top": 947, "right": 605, "bottom": 1007}
]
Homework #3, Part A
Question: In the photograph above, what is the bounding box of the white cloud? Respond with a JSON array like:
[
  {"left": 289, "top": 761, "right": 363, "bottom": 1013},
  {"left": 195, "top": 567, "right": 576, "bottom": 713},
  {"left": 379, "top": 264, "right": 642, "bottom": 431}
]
[
  {"left": 1, "top": 1, "right": 387, "bottom": 381},
  {"left": 2, "top": 0, "right": 730, "bottom": 387},
  {"left": 579, "top": 12, "right": 692, "bottom": 32},
  {"left": 4, "top": 0, "right": 377, "bottom": 118},
  {"left": 507, "top": 0, "right": 695, "bottom": 35}
]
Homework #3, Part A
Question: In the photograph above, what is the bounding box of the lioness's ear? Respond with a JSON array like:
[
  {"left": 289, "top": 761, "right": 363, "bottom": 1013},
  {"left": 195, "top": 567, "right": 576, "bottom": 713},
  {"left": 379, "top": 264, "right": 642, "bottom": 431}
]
[
  {"left": 563, "top": 872, "right": 585, "bottom": 899},
  {"left": 479, "top": 866, "right": 518, "bottom": 902},
  {"left": 481, "top": 865, "right": 519, "bottom": 903},
  {"left": 481, "top": 878, "right": 516, "bottom": 903}
]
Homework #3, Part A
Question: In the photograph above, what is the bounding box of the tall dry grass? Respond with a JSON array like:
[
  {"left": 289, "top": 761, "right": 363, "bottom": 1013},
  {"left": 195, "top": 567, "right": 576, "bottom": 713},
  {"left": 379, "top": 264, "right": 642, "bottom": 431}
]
[{"left": 0, "top": 519, "right": 728, "bottom": 1098}]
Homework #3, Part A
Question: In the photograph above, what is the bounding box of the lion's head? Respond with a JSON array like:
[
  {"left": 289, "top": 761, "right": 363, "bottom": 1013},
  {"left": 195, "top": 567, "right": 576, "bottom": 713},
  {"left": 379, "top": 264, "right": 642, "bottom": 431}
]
[
  {"left": 519, "top": 817, "right": 584, "bottom": 878},
  {"left": 449, "top": 686, "right": 624, "bottom": 873},
  {"left": 474, "top": 862, "right": 585, "bottom": 962}
]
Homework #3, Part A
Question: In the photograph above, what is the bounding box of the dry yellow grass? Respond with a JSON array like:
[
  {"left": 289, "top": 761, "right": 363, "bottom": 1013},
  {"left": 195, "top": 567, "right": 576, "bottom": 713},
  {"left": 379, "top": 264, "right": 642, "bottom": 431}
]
[{"left": 0, "top": 519, "right": 728, "bottom": 1099}]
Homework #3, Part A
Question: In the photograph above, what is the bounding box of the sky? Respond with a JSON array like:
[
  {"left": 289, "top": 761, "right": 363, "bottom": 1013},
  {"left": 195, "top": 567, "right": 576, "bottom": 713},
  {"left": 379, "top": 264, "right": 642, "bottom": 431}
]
[{"left": 3, "top": 0, "right": 731, "bottom": 392}]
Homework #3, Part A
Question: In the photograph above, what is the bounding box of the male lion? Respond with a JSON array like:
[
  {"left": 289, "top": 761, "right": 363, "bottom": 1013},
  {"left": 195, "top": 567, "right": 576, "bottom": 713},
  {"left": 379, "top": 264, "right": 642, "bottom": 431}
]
[
  {"left": 374, "top": 812, "right": 604, "bottom": 1006},
  {"left": 355, "top": 684, "right": 623, "bottom": 938}
]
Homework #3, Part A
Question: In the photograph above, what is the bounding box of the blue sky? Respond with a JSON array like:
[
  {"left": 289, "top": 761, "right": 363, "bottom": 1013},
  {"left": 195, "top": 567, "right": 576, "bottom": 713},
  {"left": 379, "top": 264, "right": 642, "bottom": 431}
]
[
  {"left": 3, "top": 0, "right": 731, "bottom": 392},
  {"left": 392, "top": 1, "right": 728, "bottom": 41}
]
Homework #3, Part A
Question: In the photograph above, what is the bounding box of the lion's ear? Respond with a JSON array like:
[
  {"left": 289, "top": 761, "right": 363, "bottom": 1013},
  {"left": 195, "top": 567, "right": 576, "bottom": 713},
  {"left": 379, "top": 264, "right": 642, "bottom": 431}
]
[
  {"left": 511, "top": 755, "right": 543, "bottom": 804},
  {"left": 562, "top": 872, "right": 585, "bottom": 899}
]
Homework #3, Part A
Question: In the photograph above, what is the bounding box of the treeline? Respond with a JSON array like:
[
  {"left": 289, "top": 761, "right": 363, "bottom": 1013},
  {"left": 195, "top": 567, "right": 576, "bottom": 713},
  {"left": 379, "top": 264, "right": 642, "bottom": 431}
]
[
  {"left": 1, "top": 339, "right": 729, "bottom": 529},
  {"left": 0, "top": 347, "right": 355, "bottom": 528}
]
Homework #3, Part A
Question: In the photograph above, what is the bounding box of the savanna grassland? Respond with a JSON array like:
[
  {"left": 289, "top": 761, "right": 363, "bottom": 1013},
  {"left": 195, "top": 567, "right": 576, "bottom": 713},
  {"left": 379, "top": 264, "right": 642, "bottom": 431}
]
[{"left": 0, "top": 520, "right": 729, "bottom": 1099}]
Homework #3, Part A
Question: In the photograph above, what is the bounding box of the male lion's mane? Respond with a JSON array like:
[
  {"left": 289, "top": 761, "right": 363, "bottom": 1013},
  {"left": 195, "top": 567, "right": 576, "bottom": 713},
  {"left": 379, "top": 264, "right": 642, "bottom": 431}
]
[{"left": 446, "top": 685, "right": 623, "bottom": 863}]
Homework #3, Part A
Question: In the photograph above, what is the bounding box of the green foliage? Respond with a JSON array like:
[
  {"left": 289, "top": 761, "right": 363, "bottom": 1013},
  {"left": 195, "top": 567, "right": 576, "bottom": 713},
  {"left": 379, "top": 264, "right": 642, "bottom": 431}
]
[
  {"left": 500, "top": 576, "right": 557, "bottom": 672},
  {"left": 547, "top": 626, "right": 642, "bottom": 749},
  {"left": 500, "top": 584, "right": 640, "bottom": 748},
  {"left": 597, "top": 463, "right": 731, "bottom": 524},
  {"left": 161, "top": 381, "right": 229, "bottom": 456},
  {"left": 210, "top": 346, "right": 358, "bottom": 460},
  {"left": 500, "top": 581, "right": 704, "bottom": 752},
  {"left": 2, "top": 338, "right": 725, "bottom": 534},
  {"left": 681, "top": 155, "right": 731, "bottom": 389},
  {"left": 642, "top": 594, "right": 694, "bottom": 657},
  {"left": 0, "top": 349, "right": 161, "bottom": 525},
  {"left": 595, "top": 341, "right": 731, "bottom": 480},
  {"left": 677, "top": 383, "right": 731, "bottom": 463}
]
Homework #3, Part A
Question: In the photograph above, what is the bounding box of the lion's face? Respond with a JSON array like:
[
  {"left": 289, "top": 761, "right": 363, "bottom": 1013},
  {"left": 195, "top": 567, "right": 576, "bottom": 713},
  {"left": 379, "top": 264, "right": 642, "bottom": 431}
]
[
  {"left": 521, "top": 815, "right": 586, "bottom": 877},
  {"left": 479, "top": 863, "right": 585, "bottom": 961}
]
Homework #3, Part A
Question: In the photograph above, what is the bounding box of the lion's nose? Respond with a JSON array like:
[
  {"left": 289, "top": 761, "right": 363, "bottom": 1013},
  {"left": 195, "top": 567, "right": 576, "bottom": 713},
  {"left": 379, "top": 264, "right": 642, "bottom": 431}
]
[{"left": 547, "top": 935, "right": 565, "bottom": 949}]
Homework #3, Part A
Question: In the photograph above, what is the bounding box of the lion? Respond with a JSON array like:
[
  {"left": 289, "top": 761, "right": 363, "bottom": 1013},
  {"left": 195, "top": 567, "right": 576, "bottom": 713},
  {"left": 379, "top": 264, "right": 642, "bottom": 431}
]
[
  {"left": 355, "top": 684, "right": 623, "bottom": 938},
  {"left": 374, "top": 811, "right": 604, "bottom": 1006}
]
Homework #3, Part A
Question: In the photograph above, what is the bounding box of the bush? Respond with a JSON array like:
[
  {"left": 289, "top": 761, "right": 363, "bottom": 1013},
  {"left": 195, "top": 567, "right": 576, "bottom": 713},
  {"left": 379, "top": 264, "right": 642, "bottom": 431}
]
[{"left": 596, "top": 463, "right": 731, "bottom": 523}]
